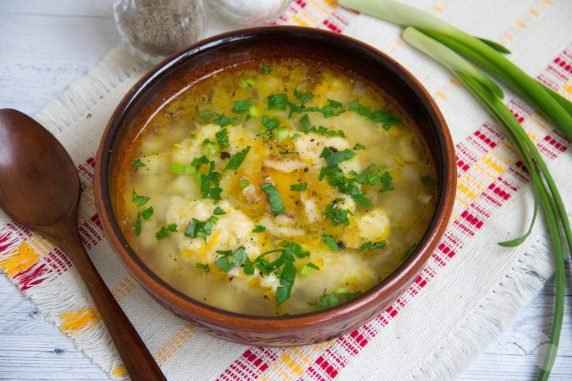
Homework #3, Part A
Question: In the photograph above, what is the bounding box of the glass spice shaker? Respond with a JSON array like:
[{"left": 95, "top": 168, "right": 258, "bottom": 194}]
[{"left": 113, "top": 0, "right": 207, "bottom": 64}]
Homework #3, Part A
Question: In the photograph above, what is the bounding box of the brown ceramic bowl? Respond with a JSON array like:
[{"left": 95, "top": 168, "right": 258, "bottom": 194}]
[{"left": 94, "top": 26, "right": 456, "bottom": 347}]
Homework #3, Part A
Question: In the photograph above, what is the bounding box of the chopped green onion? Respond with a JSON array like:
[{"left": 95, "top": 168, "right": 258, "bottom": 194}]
[
  {"left": 273, "top": 127, "right": 289, "bottom": 142},
  {"left": 400, "top": 26, "right": 570, "bottom": 381},
  {"left": 353, "top": 143, "right": 366, "bottom": 150},
  {"left": 290, "top": 182, "right": 308, "bottom": 192},
  {"left": 252, "top": 224, "right": 266, "bottom": 233},
  {"left": 320, "top": 147, "right": 357, "bottom": 166},
  {"left": 134, "top": 212, "right": 142, "bottom": 236},
  {"left": 358, "top": 240, "right": 386, "bottom": 251},
  {"left": 420, "top": 175, "right": 436, "bottom": 187},
  {"left": 202, "top": 139, "right": 219, "bottom": 158},
  {"left": 261, "top": 183, "right": 285, "bottom": 214},
  {"left": 225, "top": 147, "right": 250, "bottom": 170},
  {"left": 196, "top": 263, "right": 210, "bottom": 272},
  {"left": 239, "top": 179, "right": 250, "bottom": 190},
  {"left": 401, "top": 243, "right": 417, "bottom": 260}
]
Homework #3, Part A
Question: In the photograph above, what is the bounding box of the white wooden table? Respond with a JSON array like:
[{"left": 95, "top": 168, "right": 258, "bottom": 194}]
[{"left": 0, "top": 1, "right": 570, "bottom": 380}]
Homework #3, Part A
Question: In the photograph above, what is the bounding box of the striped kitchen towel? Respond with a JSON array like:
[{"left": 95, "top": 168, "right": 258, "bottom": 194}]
[{"left": 1, "top": 0, "right": 571, "bottom": 380}]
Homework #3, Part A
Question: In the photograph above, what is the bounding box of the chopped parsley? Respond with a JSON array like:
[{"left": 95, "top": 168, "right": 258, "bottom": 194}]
[
  {"left": 141, "top": 206, "right": 153, "bottom": 220},
  {"left": 232, "top": 99, "right": 252, "bottom": 114},
  {"left": 290, "top": 182, "right": 308, "bottom": 192},
  {"left": 300, "top": 262, "right": 320, "bottom": 276},
  {"left": 321, "top": 234, "right": 340, "bottom": 251},
  {"left": 324, "top": 199, "right": 350, "bottom": 226},
  {"left": 353, "top": 143, "right": 366, "bottom": 150},
  {"left": 321, "top": 147, "right": 357, "bottom": 167},
  {"left": 215, "top": 246, "right": 247, "bottom": 273},
  {"left": 379, "top": 172, "right": 394, "bottom": 193},
  {"left": 215, "top": 128, "right": 230, "bottom": 149},
  {"left": 421, "top": 175, "right": 436, "bottom": 187},
  {"left": 155, "top": 223, "right": 177, "bottom": 240},
  {"left": 131, "top": 190, "right": 150, "bottom": 207},
  {"left": 252, "top": 224, "right": 266, "bottom": 233},
  {"left": 198, "top": 160, "right": 223, "bottom": 201},
  {"left": 293, "top": 89, "right": 314, "bottom": 105},
  {"left": 298, "top": 114, "right": 345, "bottom": 137},
  {"left": 196, "top": 263, "right": 210, "bottom": 272},
  {"left": 261, "top": 183, "right": 285, "bottom": 214},
  {"left": 253, "top": 240, "right": 309, "bottom": 306},
  {"left": 225, "top": 147, "right": 250, "bottom": 170},
  {"left": 320, "top": 99, "right": 345, "bottom": 118},
  {"left": 261, "top": 115, "right": 280, "bottom": 139},
  {"left": 347, "top": 99, "right": 400, "bottom": 130},
  {"left": 132, "top": 159, "right": 145, "bottom": 168},
  {"left": 213, "top": 206, "right": 226, "bottom": 215},
  {"left": 358, "top": 240, "right": 386, "bottom": 251},
  {"left": 184, "top": 215, "right": 219, "bottom": 241},
  {"left": 268, "top": 93, "right": 289, "bottom": 111},
  {"left": 260, "top": 64, "right": 272, "bottom": 74},
  {"left": 197, "top": 108, "right": 239, "bottom": 127}
]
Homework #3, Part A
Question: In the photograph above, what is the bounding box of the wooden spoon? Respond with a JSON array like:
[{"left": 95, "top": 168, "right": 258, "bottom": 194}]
[{"left": 0, "top": 109, "right": 166, "bottom": 381}]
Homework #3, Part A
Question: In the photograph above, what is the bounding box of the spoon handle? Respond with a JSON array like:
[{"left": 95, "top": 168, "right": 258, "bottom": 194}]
[{"left": 42, "top": 217, "right": 167, "bottom": 381}]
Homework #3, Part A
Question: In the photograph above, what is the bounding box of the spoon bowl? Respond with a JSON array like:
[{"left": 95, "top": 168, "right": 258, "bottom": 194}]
[{"left": 0, "top": 108, "right": 166, "bottom": 381}]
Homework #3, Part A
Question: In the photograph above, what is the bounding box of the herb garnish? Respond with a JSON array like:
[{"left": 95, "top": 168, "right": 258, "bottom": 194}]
[
  {"left": 320, "top": 99, "right": 345, "bottom": 118},
  {"left": 324, "top": 199, "right": 350, "bottom": 226},
  {"left": 196, "top": 263, "right": 210, "bottom": 272},
  {"left": 420, "top": 175, "right": 436, "bottom": 188},
  {"left": 133, "top": 159, "right": 145, "bottom": 168},
  {"left": 313, "top": 288, "right": 361, "bottom": 310},
  {"left": 232, "top": 99, "right": 252, "bottom": 114},
  {"left": 197, "top": 108, "right": 239, "bottom": 127},
  {"left": 298, "top": 114, "right": 345, "bottom": 137},
  {"left": 252, "top": 224, "right": 266, "bottom": 233},
  {"left": 402, "top": 243, "right": 417, "bottom": 260},
  {"left": 155, "top": 223, "right": 177, "bottom": 240},
  {"left": 260, "top": 64, "right": 272, "bottom": 74},
  {"left": 261, "top": 183, "right": 285, "bottom": 214},
  {"left": 185, "top": 215, "right": 219, "bottom": 242},
  {"left": 141, "top": 206, "right": 153, "bottom": 220},
  {"left": 347, "top": 99, "right": 400, "bottom": 130},
  {"left": 290, "top": 182, "right": 308, "bottom": 192},
  {"left": 132, "top": 190, "right": 150, "bottom": 207},
  {"left": 358, "top": 240, "right": 386, "bottom": 251},
  {"left": 134, "top": 213, "right": 142, "bottom": 236},
  {"left": 300, "top": 262, "right": 320, "bottom": 276},
  {"left": 225, "top": 147, "right": 250, "bottom": 170},
  {"left": 321, "top": 147, "right": 357, "bottom": 167},
  {"left": 213, "top": 206, "right": 225, "bottom": 215},
  {"left": 268, "top": 93, "right": 289, "bottom": 111},
  {"left": 253, "top": 240, "right": 310, "bottom": 306},
  {"left": 322, "top": 234, "right": 341, "bottom": 251},
  {"left": 215, "top": 128, "right": 230, "bottom": 149},
  {"left": 261, "top": 115, "right": 280, "bottom": 139},
  {"left": 215, "top": 246, "right": 248, "bottom": 273}
]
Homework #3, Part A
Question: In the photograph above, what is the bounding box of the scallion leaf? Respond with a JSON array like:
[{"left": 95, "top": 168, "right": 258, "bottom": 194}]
[
  {"left": 261, "top": 183, "right": 285, "bottom": 214},
  {"left": 225, "top": 147, "right": 250, "bottom": 170}
]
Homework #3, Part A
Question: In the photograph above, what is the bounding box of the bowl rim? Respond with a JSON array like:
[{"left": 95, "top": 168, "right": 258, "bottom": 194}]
[{"left": 94, "top": 25, "right": 456, "bottom": 331}]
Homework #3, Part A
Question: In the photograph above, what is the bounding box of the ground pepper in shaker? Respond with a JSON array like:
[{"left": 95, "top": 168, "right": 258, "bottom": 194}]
[{"left": 113, "top": 0, "right": 207, "bottom": 64}]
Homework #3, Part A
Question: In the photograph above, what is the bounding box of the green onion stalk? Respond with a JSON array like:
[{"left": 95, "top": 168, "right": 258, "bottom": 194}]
[
  {"left": 337, "top": 1, "right": 571, "bottom": 379},
  {"left": 339, "top": 0, "right": 572, "bottom": 141}
]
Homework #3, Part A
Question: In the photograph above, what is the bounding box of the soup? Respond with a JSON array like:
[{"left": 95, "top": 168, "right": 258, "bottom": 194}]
[{"left": 113, "top": 58, "right": 437, "bottom": 316}]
